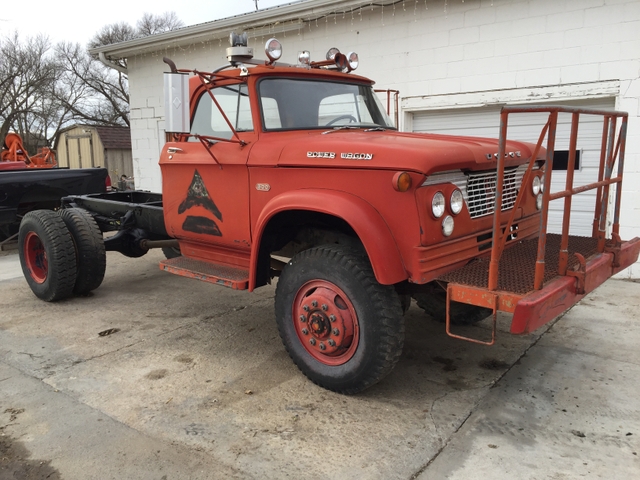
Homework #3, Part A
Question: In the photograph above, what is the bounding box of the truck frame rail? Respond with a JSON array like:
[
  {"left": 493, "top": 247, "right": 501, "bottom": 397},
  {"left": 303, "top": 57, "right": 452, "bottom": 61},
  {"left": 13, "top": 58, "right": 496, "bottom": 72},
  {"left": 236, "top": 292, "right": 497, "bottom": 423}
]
[{"left": 440, "top": 105, "right": 640, "bottom": 344}]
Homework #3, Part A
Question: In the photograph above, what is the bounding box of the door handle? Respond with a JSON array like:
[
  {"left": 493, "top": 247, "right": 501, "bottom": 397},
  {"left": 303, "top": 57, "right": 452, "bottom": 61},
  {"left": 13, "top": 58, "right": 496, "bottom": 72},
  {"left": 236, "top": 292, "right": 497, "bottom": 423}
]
[{"left": 167, "top": 147, "right": 184, "bottom": 154}]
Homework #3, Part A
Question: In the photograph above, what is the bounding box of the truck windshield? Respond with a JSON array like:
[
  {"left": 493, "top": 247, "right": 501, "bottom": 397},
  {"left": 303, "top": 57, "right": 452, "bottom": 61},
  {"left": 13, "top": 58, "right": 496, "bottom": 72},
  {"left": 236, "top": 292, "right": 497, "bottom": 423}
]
[{"left": 258, "top": 78, "right": 395, "bottom": 131}]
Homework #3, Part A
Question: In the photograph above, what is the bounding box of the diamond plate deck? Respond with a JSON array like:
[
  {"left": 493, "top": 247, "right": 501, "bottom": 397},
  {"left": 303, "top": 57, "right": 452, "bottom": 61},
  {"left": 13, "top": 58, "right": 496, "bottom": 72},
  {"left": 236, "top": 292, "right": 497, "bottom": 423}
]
[{"left": 438, "top": 234, "right": 599, "bottom": 295}]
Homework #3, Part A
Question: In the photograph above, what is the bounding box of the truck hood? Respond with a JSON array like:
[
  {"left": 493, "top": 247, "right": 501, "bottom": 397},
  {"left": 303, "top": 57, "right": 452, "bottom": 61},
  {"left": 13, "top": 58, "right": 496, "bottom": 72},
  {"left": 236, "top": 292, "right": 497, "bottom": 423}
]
[{"left": 275, "top": 130, "right": 541, "bottom": 174}]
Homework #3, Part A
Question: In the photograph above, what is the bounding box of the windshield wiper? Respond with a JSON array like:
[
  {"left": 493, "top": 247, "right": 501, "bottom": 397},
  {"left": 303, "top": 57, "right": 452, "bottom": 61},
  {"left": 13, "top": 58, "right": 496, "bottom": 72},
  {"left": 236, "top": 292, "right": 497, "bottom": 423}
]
[
  {"left": 321, "top": 125, "right": 363, "bottom": 135},
  {"left": 364, "top": 127, "right": 386, "bottom": 132}
]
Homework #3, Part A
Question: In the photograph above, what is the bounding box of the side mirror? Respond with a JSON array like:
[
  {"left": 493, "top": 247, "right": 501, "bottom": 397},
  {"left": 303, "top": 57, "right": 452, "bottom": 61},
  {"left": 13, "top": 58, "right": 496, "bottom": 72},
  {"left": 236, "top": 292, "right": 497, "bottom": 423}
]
[{"left": 164, "top": 71, "right": 190, "bottom": 134}]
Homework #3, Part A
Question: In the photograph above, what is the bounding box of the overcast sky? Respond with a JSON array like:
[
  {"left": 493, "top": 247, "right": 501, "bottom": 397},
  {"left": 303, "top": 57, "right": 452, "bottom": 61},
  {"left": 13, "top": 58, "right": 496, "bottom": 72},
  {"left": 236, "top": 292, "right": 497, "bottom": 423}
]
[{"left": 0, "top": 0, "right": 293, "bottom": 46}]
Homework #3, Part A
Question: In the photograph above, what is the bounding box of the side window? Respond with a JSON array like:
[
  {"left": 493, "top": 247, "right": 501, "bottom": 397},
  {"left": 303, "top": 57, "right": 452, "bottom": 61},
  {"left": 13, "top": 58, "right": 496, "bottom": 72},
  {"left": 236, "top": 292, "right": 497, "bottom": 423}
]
[
  {"left": 261, "top": 97, "right": 282, "bottom": 129},
  {"left": 190, "top": 84, "right": 252, "bottom": 140},
  {"left": 356, "top": 96, "right": 375, "bottom": 124}
]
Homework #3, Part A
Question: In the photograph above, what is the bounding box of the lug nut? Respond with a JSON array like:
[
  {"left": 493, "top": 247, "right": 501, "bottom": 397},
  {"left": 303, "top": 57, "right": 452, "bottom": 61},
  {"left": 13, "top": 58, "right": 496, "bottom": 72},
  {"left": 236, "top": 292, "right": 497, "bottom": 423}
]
[
  {"left": 311, "top": 300, "right": 318, "bottom": 308},
  {"left": 299, "top": 315, "right": 306, "bottom": 322},
  {"left": 319, "top": 342, "right": 326, "bottom": 350},
  {"left": 302, "top": 328, "right": 309, "bottom": 335},
  {"left": 303, "top": 305, "right": 309, "bottom": 312},
  {"left": 328, "top": 339, "right": 336, "bottom": 347},
  {"left": 321, "top": 304, "right": 328, "bottom": 311},
  {"left": 332, "top": 328, "right": 340, "bottom": 336},
  {"left": 329, "top": 315, "right": 336, "bottom": 322},
  {"left": 310, "top": 338, "right": 316, "bottom": 346}
]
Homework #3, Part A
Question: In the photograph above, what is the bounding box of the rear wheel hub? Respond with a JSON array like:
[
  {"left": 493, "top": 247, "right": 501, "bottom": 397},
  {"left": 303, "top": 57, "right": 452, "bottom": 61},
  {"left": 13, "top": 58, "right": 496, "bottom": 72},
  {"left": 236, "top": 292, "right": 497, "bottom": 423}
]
[{"left": 24, "top": 231, "right": 47, "bottom": 283}]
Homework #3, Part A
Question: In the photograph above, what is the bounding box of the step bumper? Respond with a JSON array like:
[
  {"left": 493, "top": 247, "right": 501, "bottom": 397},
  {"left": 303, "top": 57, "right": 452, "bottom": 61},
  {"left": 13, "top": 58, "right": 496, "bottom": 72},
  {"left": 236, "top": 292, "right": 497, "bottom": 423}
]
[{"left": 510, "top": 236, "right": 640, "bottom": 334}]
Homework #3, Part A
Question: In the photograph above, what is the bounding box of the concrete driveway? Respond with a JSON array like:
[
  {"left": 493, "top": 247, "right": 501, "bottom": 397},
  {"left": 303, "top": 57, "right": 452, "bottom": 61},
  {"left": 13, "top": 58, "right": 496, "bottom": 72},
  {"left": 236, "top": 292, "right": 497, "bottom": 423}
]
[{"left": 1, "top": 249, "right": 638, "bottom": 479}]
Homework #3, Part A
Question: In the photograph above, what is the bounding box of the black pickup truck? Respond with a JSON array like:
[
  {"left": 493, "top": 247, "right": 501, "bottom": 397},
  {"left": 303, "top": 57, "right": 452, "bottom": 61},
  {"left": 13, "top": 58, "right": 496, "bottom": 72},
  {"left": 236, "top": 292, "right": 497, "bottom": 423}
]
[{"left": 0, "top": 166, "right": 109, "bottom": 241}]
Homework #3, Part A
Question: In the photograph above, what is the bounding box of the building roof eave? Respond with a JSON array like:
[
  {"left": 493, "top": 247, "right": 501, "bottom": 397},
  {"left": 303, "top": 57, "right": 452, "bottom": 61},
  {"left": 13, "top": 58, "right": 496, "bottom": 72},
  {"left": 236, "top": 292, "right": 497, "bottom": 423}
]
[{"left": 89, "top": 0, "right": 380, "bottom": 59}]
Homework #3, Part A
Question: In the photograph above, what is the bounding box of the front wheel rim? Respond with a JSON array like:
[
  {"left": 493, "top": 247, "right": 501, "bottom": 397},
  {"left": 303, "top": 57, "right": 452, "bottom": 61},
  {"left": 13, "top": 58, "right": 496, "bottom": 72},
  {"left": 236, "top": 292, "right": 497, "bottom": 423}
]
[
  {"left": 24, "top": 231, "right": 48, "bottom": 283},
  {"left": 292, "top": 280, "right": 359, "bottom": 366}
]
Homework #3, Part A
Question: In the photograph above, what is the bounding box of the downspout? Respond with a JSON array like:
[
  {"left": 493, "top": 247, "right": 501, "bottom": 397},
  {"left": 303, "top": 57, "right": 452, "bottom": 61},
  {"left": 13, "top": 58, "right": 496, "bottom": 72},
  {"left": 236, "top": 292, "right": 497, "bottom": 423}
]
[{"left": 98, "top": 52, "right": 128, "bottom": 75}]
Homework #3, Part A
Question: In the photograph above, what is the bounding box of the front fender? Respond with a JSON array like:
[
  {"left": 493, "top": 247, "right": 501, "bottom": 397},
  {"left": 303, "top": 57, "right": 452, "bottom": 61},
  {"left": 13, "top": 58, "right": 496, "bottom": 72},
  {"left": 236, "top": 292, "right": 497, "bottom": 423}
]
[{"left": 250, "top": 189, "right": 407, "bottom": 290}]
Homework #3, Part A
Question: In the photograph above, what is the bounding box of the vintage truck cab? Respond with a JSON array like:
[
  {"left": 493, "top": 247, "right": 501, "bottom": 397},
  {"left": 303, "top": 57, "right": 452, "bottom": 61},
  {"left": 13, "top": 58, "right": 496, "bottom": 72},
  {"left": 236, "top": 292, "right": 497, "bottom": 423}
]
[{"left": 18, "top": 34, "right": 640, "bottom": 394}]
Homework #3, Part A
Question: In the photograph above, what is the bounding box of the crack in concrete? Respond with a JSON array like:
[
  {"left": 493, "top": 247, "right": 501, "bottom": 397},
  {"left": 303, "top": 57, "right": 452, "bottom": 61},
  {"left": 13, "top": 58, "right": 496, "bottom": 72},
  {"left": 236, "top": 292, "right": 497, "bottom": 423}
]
[
  {"left": 75, "top": 341, "right": 145, "bottom": 364},
  {"left": 428, "top": 391, "right": 449, "bottom": 443},
  {"left": 16, "top": 352, "right": 43, "bottom": 360},
  {"left": 408, "top": 312, "right": 562, "bottom": 479}
]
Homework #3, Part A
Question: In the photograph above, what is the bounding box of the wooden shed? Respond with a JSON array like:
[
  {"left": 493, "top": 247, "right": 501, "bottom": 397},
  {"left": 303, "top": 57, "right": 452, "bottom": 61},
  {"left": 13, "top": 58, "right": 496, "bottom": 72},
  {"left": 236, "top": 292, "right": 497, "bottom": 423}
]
[{"left": 56, "top": 125, "right": 133, "bottom": 184}]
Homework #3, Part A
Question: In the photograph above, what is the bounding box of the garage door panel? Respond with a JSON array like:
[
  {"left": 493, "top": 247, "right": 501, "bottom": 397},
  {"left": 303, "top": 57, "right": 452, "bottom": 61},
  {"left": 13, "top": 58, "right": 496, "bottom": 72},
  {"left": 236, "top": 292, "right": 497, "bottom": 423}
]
[
  {"left": 547, "top": 211, "right": 596, "bottom": 235},
  {"left": 412, "top": 98, "right": 615, "bottom": 237}
]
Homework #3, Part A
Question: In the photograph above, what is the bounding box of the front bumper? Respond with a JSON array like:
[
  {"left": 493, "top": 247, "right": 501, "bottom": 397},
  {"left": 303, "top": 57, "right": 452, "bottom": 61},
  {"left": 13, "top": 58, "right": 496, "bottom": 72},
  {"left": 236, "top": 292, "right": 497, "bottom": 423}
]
[
  {"left": 440, "top": 234, "right": 640, "bottom": 335},
  {"left": 510, "top": 235, "right": 640, "bottom": 334}
]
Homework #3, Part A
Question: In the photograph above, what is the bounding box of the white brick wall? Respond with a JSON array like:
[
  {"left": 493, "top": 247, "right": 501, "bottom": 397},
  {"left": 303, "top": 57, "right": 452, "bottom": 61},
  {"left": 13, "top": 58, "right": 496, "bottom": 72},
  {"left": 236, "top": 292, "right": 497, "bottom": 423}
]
[{"left": 126, "top": 0, "right": 639, "bottom": 275}]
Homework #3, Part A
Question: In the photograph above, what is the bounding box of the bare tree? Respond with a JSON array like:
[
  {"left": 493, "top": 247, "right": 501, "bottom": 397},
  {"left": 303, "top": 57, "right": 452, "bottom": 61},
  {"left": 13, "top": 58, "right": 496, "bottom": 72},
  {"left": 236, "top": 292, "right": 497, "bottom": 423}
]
[
  {"left": 0, "top": 13, "right": 184, "bottom": 152},
  {"left": 0, "top": 33, "right": 60, "bottom": 150},
  {"left": 64, "top": 11, "right": 186, "bottom": 126},
  {"left": 89, "top": 21, "right": 137, "bottom": 47},
  {"left": 137, "top": 12, "right": 184, "bottom": 36},
  {"left": 55, "top": 42, "right": 130, "bottom": 127}
]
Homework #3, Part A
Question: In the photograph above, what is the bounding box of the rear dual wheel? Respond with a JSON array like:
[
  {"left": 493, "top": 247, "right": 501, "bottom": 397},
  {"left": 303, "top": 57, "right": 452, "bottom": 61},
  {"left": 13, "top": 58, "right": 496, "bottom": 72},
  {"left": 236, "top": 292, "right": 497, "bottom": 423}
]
[
  {"left": 275, "top": 244, "right": 405, "bottom": 394},
  {"left": 59, "top": 208, "right": 106, "bottom": 295},
  {"left": 19, "top": 209, "right": 106, "bottom": 301},
  {"left": 19, "top": 210, "right": 77, "bottom": 302}
]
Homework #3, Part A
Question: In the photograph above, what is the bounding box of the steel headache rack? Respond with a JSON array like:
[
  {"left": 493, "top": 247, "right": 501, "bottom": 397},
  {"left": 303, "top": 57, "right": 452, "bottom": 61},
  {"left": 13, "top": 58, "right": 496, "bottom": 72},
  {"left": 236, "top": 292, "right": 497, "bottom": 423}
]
[{"left": 440, "top": 105, "right": 640, "bottom": 344}]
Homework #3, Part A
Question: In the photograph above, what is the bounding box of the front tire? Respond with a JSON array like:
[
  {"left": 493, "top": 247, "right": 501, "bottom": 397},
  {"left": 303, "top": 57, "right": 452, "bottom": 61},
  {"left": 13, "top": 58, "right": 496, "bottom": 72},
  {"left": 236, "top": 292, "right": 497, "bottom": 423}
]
[
  {"left": 18, "top": 210, "right": 77, "bottom": 302},
  {"left": 275, "top": 244, "right": 404, "bottom": 394},
  {"left": 59, "top": 208, "right": 106, "bottom": 295}
]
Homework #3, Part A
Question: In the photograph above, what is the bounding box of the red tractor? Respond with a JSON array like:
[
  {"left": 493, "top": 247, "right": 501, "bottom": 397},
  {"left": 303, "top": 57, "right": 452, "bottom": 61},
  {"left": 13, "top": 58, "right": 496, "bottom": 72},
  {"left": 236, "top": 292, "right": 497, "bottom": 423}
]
[{"left": 1, "top": 132, "right": 57, "bottom": 169}]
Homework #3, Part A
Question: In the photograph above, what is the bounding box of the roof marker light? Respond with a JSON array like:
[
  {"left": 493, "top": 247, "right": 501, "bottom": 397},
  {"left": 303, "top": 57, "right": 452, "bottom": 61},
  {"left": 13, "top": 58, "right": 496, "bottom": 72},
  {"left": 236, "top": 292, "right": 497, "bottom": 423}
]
[
  {"left": 298, "top": 51, "right": 311, "bottom": 66},
  {"left": 265, "top": 38, "right": 282, "bottom": 63},
  {"left": 346, "top": 51, "right": 359, "bottom": 71},
  {"left": 326, "top": 47, "right": 340, "bottom": 60}
]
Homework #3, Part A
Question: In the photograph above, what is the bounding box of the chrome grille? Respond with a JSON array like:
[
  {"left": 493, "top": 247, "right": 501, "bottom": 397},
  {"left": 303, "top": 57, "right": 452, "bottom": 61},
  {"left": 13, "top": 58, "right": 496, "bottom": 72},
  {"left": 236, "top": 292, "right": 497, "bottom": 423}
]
[{"left": 467, "top": 167, "right": 521, "bottom": 219}]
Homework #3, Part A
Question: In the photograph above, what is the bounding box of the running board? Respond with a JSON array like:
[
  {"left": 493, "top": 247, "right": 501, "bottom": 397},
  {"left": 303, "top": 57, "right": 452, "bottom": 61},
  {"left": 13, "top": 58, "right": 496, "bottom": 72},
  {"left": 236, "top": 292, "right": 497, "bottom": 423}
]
[{"left": 159, "top": 257, "right": 249, "bottom": 290}]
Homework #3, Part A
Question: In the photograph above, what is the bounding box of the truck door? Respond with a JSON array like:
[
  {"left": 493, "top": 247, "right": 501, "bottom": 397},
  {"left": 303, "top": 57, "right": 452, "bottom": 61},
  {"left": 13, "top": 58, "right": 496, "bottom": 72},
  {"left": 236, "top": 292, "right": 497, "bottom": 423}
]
[{"left": 160, "top": 82, "right": 256, "bottom": 251}]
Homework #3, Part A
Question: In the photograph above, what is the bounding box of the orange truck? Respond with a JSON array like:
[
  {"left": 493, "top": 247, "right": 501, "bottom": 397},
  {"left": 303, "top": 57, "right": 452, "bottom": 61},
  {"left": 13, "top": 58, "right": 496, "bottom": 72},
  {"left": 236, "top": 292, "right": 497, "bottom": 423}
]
[{"left": 17, "top": 33, "right": 640, "bottom": 393}]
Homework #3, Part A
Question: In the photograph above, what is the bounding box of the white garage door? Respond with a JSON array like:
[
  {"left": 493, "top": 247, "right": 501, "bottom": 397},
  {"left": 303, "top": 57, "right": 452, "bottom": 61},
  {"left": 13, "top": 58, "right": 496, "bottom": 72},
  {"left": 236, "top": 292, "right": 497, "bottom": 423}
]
[{"left": 412, "top": 98, "right": 616, "bottom": 236}]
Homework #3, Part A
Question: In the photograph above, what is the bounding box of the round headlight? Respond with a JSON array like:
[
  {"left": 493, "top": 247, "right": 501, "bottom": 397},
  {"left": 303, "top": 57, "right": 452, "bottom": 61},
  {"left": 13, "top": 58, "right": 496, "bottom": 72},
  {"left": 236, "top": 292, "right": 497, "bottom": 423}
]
[
  {"left": 347, "top": 51, "right": 359, "bottom": 71},
  {"left": 536, "top": 193, "right": 543, "bottom": 210},
  {"left": 532, "top": 175, "right": 541, "bottom": 195},
  {"left": 540, "top": 174, "right": 545, "bottom": 193},
  {"left": 450, "top": 189, "right": 463, "bottom": 215},
  {"left": 432, "top": 192, "right": 445, "bottom": 218},
  {"left": 442, "top": 216, "right": 454, "bottom": 237},
  {"left": 265, "top": 38, "right": 282, "bottom": 62}
]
